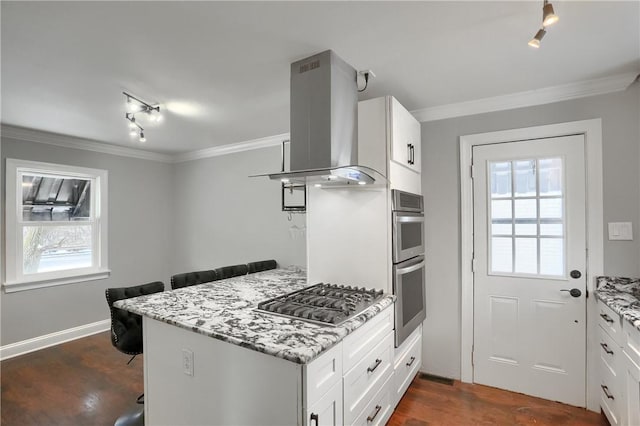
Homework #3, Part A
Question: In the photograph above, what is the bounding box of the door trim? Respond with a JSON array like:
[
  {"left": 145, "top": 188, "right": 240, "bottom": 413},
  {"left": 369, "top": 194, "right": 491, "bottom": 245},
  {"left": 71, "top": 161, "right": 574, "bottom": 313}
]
[{"left": 459, "top": 119, "right": 603, "bottom": 411}]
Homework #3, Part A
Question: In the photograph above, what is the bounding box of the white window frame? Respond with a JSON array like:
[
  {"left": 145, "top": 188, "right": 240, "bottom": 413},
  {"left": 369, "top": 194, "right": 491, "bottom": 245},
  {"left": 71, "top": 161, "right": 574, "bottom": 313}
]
[{"left": 4, "top": 159, "right": 109, "bottom": 292}]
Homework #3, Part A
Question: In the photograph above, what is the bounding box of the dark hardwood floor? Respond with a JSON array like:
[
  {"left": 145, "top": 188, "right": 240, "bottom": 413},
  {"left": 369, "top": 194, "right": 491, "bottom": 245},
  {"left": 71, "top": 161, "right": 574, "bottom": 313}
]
[
  {"left": 1, "top": 332, "right": 142, "bottom": 426},
  {"left": 1, "top": 331, "right": 608, "bottom": 426},
  {"left": 389, "top": 374, "right": 608, "bottom": 426}
]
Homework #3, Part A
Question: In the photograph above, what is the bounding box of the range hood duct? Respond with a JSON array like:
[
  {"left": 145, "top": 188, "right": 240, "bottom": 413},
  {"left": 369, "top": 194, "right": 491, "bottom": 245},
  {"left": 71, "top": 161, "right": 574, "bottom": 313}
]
[{"left": 255, "top": 50, "right": 385, "bottom": 186}]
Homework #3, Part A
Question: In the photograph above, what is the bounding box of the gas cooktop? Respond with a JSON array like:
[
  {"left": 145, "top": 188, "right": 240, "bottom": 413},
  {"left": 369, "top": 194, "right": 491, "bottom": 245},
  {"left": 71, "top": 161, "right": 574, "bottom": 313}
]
[{"left": 256, "top": 283, "right": 384, "bottom": 326}]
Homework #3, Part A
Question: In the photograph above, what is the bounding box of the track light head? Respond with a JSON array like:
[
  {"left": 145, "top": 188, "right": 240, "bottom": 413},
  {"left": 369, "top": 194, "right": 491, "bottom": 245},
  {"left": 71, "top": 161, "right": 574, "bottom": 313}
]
[
  {"left": 528, "top": 28, "right": 546, "bottom": 48},
  {"left": 123, "top": 92, "right": 160, "bottom": 143},
  {"left": 139, "top": 132, "right": 146, "bottom": 143},
  {"left": 542, "top": 1, "right": 559, "bottom": 27}
]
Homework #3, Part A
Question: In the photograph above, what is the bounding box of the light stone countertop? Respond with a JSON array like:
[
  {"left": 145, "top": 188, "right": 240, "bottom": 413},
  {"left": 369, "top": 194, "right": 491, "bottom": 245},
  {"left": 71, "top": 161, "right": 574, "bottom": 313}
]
[
  {"left": 595, "top": 276, "right": 640, "bottom": 332},
  {"left": 114, "top": 267, "right": 395, "bottom": 364}
]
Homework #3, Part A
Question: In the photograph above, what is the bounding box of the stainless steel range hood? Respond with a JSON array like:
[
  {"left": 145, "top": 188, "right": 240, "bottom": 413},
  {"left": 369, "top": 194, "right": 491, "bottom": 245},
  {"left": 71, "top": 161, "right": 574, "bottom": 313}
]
[{"left": 254, "top": 50, "right": 385, "bottom": 186}]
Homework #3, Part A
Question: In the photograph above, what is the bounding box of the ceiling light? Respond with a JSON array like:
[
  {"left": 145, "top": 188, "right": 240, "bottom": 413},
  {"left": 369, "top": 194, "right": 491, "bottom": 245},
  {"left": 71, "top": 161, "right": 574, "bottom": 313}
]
[
  {"left": 123, "top": 92, "right": 161, "bottom": 143},
  {"left": 314, "top": 184, "right": 322, "bottom": 188},
  {"left": 528, "top": 28, "right": 546, "bottom": 48},
  {"left": 281, "top": 178, "right": 290, "bottom": 183},
  {"left": 358, "top": 181, "right": 367, "bottom": 185},
  {"left": 542, "top": 1, "right": 559, "bottom": 27}
]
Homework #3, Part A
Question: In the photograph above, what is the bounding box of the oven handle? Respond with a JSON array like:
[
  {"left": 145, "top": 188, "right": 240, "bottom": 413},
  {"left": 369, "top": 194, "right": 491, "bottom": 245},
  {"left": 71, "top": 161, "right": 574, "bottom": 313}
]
[
  {"left": 393, "top": 212, "right": 424, "bottom": 222},
  {"left": 395, "top": 255, "right": 425, "bottom": 274}
]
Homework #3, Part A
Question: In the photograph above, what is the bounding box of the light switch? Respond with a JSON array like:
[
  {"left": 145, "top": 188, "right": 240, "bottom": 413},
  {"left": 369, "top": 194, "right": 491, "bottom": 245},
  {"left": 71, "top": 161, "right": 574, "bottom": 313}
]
[{"left": 608, "top": 222, "right": 633, "bottom": 241}]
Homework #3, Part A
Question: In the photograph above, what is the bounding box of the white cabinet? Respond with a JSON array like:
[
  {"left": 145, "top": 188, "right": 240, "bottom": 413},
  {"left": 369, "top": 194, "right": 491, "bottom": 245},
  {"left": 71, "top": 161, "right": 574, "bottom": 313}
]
[
  {"left": 358, "top": 96, "right": 421, "bottom": 194},
  {"left": 393, "top": 324, "right": 422, "bottom": 408},
  {"left": 306, "top": 380, "right": 343, "bottom": 426},
  {"left": 622, "top": 320, "right": 640, "bottom": 425},
  {"left": 597, "top": 300, "right": 625, "bottom": 425}
]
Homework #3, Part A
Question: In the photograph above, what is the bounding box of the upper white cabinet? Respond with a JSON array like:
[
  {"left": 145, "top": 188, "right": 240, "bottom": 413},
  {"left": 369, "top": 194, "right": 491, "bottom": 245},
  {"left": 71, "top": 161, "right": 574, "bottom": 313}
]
[
  {"left": 390, "top": 97, "right": 421, "bottom": 174},
  {"left": 358, "top": 96, "right": 421, "bottom": 194}
]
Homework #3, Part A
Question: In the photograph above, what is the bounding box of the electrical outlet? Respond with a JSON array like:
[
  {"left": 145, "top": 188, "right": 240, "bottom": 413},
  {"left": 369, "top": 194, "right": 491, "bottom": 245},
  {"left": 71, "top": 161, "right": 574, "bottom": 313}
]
[{"left": 182, "top": 349, "right": 194, "bottom": 376}]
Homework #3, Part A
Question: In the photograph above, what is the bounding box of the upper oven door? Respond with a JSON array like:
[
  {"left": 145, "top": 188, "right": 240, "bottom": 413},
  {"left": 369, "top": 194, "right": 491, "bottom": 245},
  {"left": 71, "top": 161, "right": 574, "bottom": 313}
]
[{"left": 393, "top": 211, "right": 425, "bottom": 263}]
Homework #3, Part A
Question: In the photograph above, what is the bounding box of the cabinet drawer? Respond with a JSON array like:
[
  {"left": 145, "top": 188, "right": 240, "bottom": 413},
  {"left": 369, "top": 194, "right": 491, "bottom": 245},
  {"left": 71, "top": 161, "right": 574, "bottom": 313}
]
[
  {"left": 343, "top": 305, "right": 393, "bottom": 373},
  {"left": 623, "top": 320, "right": 640, "bottom": 368},
  {"left": 599, "top": 325, "right": 621, "bottom": 377},
  {"left": 304, "top": 342, "right": 343, "bottom": 409},
  {"left": 351, "top": 374, "right": 394, "bottom": 426},
  {"left": 343, "top": 331, "right": 394, "bottom": 425},
  {"left": 598, "top": 301, "right": 622, "bottom": 345},
  {"left": 600, "top": 358, "right": 622, "bottom": 426},
  {"left": 623, "top": 351, "right": 640, "bottom": 426},
  {"left": 393, "top": 327, "right": 422, "bottom": 407}
]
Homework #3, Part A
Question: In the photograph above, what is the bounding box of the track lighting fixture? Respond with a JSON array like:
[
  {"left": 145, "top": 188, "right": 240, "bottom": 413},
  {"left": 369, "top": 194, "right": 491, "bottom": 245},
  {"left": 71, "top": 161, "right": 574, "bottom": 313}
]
[
  {"left": 542, "top": 0, "right": 559, "bottom": 27},
  {"left": 528, "top": 0, "right": 558, "bottom": 48},
  {"left": 123, "top": 92, "right": 161, "bottom": 143},
  {"left": 528, "top": 28, "right": 546, "bottom": 49}
]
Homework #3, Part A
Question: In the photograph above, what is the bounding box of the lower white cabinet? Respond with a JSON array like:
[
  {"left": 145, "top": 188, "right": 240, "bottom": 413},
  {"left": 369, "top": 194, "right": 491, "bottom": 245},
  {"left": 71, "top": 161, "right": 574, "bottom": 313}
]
[
  {"left": 622, "top": 320, "right": 640, "bottom": 426},
  {"left": 393, "top": 324, "right": 422, "bottom": 408},
  {"left": 306, "top": 380, "right": 344, "bottom": 426}
]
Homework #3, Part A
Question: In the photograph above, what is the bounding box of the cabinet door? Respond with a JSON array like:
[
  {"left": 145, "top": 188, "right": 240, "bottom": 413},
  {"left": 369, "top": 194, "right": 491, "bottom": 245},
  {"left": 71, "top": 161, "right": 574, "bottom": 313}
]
[
  {"left": 306, "top": 380, "right": 343, "bottom": 426},
  {"left": 390, "top": 97, "right": 421, "bottom": 173},
  {"left": 624, "top": 351, "right": 640, "bottom": 426}
]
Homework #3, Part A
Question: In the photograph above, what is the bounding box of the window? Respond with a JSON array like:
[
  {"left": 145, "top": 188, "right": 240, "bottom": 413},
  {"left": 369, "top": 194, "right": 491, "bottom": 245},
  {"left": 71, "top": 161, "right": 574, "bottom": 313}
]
[
  {"left": 4, "top": 159, "right": 109, "bottom": 292},
  {"left": 488, "top": 158, "right": 565, "bottom": 277}
]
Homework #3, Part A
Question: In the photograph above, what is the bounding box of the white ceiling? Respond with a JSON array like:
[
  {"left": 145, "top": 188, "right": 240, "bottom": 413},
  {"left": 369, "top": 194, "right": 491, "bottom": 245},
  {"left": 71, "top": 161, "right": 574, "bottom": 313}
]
[{"left": 2, "top": 1, "right": 639, "bottom": 154}]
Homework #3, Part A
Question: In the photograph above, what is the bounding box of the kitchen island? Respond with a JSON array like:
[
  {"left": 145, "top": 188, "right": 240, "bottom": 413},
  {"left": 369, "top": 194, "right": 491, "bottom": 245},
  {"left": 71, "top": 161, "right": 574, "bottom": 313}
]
[{"left": 115, "top": 267, "right": 396, "bottom": 425}]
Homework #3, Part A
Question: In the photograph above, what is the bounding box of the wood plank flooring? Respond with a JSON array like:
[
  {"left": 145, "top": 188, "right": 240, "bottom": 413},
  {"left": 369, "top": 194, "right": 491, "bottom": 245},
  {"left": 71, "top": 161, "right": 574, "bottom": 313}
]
[{"left": 2, "top": 331, "right": 608, "bottom": 426}]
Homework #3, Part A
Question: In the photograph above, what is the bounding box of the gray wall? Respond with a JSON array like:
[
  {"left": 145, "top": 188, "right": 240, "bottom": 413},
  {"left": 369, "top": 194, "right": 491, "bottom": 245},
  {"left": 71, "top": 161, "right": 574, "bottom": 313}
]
[
  {"left": 421, "top": 83, "right": 640, "bottom": 379},
  {"left": 170, "top": 146, "right": 306, "bottom": 274},
  {"left": 0, "top": 138, "right": 174, "bottom": 346}
]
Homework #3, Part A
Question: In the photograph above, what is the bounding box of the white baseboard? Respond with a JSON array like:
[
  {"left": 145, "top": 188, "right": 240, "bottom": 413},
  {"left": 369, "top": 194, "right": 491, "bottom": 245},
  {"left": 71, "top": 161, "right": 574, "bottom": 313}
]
[{"left": 0, "top": 319, "right": 110, "bottom": 361}]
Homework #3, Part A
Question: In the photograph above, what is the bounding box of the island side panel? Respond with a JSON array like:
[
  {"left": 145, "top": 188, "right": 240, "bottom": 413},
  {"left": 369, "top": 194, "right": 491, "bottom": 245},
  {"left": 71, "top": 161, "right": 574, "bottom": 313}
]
[{"left": 143, "top": 317, "right": 303, "bottom": 426}]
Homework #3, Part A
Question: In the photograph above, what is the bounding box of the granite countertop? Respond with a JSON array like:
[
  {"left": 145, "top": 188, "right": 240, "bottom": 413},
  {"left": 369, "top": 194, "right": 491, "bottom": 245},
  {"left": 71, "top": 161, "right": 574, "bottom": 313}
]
[
  {"left": 114, "top": 267, "right": 395, "bottom": 364},
  {"left": 595, "top": 276, "right": 640, "bottom": 331}
]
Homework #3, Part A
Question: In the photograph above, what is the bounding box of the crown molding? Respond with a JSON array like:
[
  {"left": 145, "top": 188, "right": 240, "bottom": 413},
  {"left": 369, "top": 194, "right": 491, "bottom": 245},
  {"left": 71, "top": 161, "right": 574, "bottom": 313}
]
[
  {"left": 1, "top": 124, "right": 174, "bottom": 163},
  {"left": 172, "top": 132, "right": 289, "bottom": 163},
  {"left": 411, "top": 71, "right": 639, "bottom": 122}
]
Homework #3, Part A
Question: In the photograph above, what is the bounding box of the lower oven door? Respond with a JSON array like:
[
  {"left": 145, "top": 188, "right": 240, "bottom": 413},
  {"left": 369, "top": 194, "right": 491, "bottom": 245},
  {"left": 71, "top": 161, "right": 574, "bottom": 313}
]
[{"left": 393, "top": 255, "right": 426, "bottom": 347}]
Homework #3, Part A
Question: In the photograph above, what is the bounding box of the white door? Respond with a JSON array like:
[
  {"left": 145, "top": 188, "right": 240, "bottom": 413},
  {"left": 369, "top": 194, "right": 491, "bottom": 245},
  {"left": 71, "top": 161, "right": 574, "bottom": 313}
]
[{"left": 472, "top": 135, "right": 587, "bottom": 407}]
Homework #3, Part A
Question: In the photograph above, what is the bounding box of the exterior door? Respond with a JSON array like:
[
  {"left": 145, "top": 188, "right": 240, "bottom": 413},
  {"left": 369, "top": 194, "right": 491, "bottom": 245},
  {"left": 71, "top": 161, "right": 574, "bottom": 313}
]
[{"left": 472, "top": 134, "right": 587, "bottom": 407}]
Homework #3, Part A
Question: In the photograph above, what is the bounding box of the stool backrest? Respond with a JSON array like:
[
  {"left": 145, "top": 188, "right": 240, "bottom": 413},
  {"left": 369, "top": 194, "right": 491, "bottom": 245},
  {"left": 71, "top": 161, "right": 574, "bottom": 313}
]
[
  {"left": 171, "top": 270, "right": 217, "bottom": 290},
  {"left": 247, "top": 260, "right": 277, "bottom": 274}
]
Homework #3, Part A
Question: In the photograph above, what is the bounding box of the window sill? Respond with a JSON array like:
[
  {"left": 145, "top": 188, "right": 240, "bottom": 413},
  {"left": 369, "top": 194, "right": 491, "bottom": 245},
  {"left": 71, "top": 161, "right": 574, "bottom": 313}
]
[{"left": 3, "top": 269, "right": 111, "bottom": 293}]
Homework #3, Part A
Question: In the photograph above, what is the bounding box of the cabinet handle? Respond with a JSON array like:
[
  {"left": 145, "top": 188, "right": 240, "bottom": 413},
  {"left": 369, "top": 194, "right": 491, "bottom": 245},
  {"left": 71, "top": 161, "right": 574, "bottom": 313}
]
[
  {"left": 601, "top": 385, "right": 615, "bottom": 400},
  {"left": 407, "top": 143, "right": 412, "bottom": 165},
  {"left": 600, "top": 342, "right": 614, "bottom": 355},
  {"left": 367, "top": 405, "right": 382, "bottom": 423},
  {"left": 600, "top": 313, "right": 614, "bottom": 324},
  {"left": 406, "top": 356, "right": 416, "bottom": 367},
  {"left": 310, "top": 413, "right": 319, "bottom": 425},
  {"left": 367, "top": 358, "right": 382, "bottom": 373},
  {"left": 410, "top": 144, "right": 415, "bottom": 165}
]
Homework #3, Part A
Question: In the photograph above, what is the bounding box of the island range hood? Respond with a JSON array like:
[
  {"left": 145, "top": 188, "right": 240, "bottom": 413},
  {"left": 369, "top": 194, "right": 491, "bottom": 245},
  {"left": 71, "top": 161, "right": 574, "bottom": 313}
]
[{"left": 255, "top": 50, "right": 385, "bottom": 186}]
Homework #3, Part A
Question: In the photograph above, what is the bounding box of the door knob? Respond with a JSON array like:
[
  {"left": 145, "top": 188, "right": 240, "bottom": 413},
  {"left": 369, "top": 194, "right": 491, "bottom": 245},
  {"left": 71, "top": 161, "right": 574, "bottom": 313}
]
[
  {"left": 560, "top": 288, "right": 582, "bottom": 297},
  {"left": 570, "top": 270, "right": 582, "bottom": 279}
]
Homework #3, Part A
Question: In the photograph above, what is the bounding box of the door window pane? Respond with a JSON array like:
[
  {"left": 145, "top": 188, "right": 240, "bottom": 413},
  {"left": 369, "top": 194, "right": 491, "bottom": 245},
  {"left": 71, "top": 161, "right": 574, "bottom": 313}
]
[
  {"left": 491, "top": 200, "right": 512, "bottom": 220},
  {"left": 515, "top": 238, "right": 537, "bottom": 274},
  {"left": 514, "top": 199, "right": 536, "bottom": 219},
  {"left": 490, "top": 162, "right": 512, "bottom": 198},
  {"left": 540, "top": 238, "right": 564, "bottom": 276},
  {"left": 492, "top": 222, "right": 512, "bottom": 235},
  {"left": 23, "top": 225, "right": 92, "bottom": 274},
  {"left": 540, "top": 223, "right": 563, "bottom": 236},
  {"left": 514, "top": 160, "right": 536, "bottom": 197},
  {"left": 515, "top": 222, "right": 537, "bottom": 236},
  {"left": 540, "top": 198, "right": 562, "bottom": 218},
  {"left": 491, "top": 237, "right": 512, "bottom": 273},
  {"left": 539, "top": 158, "right": 562, "bottom": 196}
]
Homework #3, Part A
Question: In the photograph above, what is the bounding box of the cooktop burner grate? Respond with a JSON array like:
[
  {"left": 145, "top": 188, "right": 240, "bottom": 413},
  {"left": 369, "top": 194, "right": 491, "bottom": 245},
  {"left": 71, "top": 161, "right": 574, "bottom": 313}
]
[{"left": 256, "top": 283, "right": 384, "bottom": 326}]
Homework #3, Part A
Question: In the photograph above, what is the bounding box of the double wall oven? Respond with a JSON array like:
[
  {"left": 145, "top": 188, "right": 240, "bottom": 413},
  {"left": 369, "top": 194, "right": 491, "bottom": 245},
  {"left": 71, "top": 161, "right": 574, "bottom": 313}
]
[{"left": 392, "top": 189, "right": 426, "bottom": 347}]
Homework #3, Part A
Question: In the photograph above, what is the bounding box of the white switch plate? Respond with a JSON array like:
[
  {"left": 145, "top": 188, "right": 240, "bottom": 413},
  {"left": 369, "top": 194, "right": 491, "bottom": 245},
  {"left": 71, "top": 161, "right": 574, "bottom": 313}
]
[
  {"left": 182, "top": 349, "right": 194, "bottom": 376},
  {"left": 608, "top": 222, "right": 633, "bottom": 241}
]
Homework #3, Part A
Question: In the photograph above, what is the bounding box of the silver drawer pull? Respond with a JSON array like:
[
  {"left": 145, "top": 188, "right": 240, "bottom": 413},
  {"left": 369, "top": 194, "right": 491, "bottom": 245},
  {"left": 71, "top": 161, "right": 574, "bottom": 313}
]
[
  {"left": 367, "top": 405, "right": 382, "bottom": 423},
  {"left": 406, "top": 356, "right": 416, "bottom": 367},
  {"left": 600, "top": 342, "right": 614, "bottom": 355},
  {"left": 601, "top": 385, "right": 615, "bottom": 400},
  {"left": 600, "top": 313, "right": 614, "bottom": 323},
  {"left": 367, "top": 358, "right": 382, "bottom": 373}
]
